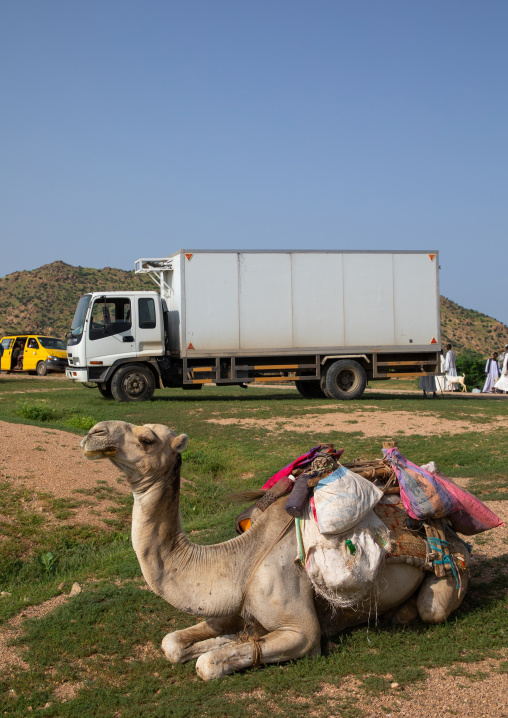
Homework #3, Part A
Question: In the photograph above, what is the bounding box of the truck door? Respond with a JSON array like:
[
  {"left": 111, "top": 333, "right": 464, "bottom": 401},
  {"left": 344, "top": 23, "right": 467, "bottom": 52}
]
[
  {"left": 135, "top": 296, "right": 164, "bottom": 357},
  {"left": 86, "top": 296, "right": 136, "bottom": 365}
]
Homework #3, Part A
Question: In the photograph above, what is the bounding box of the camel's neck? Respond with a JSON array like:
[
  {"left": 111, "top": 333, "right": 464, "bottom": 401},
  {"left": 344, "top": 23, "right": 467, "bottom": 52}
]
[{"left": 130, "top": 470, "right": 262, "bottom": 618}]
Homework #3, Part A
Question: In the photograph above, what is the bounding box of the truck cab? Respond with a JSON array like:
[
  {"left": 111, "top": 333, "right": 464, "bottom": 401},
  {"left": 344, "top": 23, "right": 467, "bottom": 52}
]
[{"left": 66, "top": 291, "right": 165, "bottom": 400}]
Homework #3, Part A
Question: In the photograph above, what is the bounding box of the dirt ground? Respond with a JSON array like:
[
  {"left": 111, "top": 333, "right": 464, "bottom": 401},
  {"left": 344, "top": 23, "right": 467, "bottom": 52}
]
[
  {"left": 207, "top": 406, "right": 506, "bottom": 437},
  {"left": 0, "top": 418, "right": 507, "bottom": 715}
]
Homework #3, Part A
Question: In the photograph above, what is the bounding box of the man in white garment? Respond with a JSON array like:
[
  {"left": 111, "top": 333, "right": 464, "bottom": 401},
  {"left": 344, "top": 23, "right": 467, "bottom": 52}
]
[
  {"left": 498, "top": 344, "right": 508, "bottom": 363},
  {"left": 435, "top": 349, "right": 446, "bottom": 393},
  {"left": 444, "top": 344, "right": 457, "bottom": 391},
  {"left": 419, "top": 374, "right": 437, "bottom": 398},
  {"left": 482, "top": 352, "right": 500, "bottom": 393},
  {"left": 495, "top": 351, "right": 508, "bottom": 394}
]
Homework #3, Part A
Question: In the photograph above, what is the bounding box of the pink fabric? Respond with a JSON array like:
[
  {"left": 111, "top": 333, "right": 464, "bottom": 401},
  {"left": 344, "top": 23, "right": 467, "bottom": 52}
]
[
  {"left": 310, "top": 496, "right": 318, "bottom": 522},
  {"left": 434, "top": 472, "right": 503, "bottom": 534},
  {"left": 385, "top": 448, "right": 502, "bottom": 535},
  {"left": 261, "top": 447, "right": 321, "bottom": 490},
  {"left": 261, "top": 445, "right": 344, "bottom": 490},
  {"left": 384, "top": 447, "right": 456, "bottom": 520}
]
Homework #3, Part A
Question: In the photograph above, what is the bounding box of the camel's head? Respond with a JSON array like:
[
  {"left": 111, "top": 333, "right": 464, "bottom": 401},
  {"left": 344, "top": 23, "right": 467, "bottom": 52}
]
[{"left": 81, "top": 421, "right": 188, "bottom": 490}]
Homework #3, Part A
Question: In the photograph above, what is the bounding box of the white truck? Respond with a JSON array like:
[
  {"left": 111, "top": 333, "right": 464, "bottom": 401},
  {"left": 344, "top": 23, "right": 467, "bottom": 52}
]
[{"left": 66, "top": 250, "right": 441, "bottom": 401}]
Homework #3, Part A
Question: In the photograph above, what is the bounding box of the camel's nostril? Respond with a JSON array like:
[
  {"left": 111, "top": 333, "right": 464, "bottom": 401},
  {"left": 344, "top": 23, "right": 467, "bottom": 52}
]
[{"left": 88, "top": 425, "right": 108, "bottom": 437}]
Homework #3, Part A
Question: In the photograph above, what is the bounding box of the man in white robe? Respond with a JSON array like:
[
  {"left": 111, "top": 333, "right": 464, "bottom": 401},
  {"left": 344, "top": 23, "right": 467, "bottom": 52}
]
[
  {"left": 435, "top": 350, "right": 446, "bottom": 393},
  {"left": 419, "top": 374, "right": 436, "bottom": 398},
  {"left": 444, "top": 344, "right": 457, "bottom": 391},
  {"left": 495, "top": 352, "right": 508, "bottom": 393},
  {"left": 482, "top": 352, "right": 500, "bottom": 393},
  {"left": 498, "top": 344, "right": 508, "bottom": 364}
]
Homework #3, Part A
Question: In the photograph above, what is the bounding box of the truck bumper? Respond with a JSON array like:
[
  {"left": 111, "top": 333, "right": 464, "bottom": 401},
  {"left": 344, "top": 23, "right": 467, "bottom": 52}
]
[{"left": 66, "top": 367, "right": 88, "bottom": 382}]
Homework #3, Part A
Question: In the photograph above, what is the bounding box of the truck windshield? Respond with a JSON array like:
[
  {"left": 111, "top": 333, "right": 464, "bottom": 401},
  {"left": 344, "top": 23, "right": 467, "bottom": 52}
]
[{"left": 68, "top": 294, "right": 91, "bottom": 346}]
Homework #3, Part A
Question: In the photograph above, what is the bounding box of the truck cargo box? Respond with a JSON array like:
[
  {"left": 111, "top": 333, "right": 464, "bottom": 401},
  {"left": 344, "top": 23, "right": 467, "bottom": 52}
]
[{"left": 156, "top": 250, "right": 440, "bottom": 358}]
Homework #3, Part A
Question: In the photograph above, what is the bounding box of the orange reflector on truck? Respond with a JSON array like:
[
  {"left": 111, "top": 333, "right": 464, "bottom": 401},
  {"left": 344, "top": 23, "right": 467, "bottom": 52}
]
[
  {"left": 428, "top": 254, "right": 436, "bottom": 261},
  {"left": 90, "top": 361, "right": 103, "bottom": 365},
  {"left": 431, "top": 337, "right": 437, "bottom": 344}
]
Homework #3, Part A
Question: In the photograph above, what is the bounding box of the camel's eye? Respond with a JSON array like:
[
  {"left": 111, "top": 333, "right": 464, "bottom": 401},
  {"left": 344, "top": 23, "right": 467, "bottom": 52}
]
[{"left": 139, "top": 437, "right": 156, "bottom": 446}]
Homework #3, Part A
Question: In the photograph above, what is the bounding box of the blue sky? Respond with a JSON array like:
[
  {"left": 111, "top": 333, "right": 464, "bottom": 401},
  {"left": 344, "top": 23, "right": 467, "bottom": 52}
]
[{"left": 1, "top": 1, "right": 507, "bottom": 327}]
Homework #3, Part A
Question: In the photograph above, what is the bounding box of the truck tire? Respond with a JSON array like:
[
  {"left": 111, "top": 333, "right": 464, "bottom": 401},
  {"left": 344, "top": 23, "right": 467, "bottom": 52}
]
[
  {"left": 295, "top": 380, "right": 327, "bottom": 399},
  {"left": 36, "top": 361, "right": 48, "bottom": 376},
  {"left": 111, "top": 365, "right": 155, "bottom": 402},
  {"left": 323, "top": 360, "right": 367, "bottom": 400},
  {"left": 98, "top": 382, "right": 113, "bottom": 399}
]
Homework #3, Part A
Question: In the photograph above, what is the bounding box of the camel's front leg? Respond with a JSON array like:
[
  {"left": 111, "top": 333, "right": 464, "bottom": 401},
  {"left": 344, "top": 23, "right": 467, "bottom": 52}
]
[
  {"left": 195, "top": 622, "right": 321, "bottom": 681},
  {"left": 162, "top": 615, "right": 243, "bottom": 664}
]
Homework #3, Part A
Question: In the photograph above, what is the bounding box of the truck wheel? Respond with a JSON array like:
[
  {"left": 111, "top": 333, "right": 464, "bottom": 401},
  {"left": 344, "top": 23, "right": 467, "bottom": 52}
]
[
  {"left": 295, "top": 380, "right": 326, "bottom": 399},
  {"left": 111, "top": 365, "right": 155, "bottom": 402},
  {"left": 36, "top": 361, "right": 48, "bottom": 376},
  {"left": 98, "top": 382, "right": 113, "bottom": 399},
  {"left": 323, "top": 360, "right": 367, "bottom": 400}
]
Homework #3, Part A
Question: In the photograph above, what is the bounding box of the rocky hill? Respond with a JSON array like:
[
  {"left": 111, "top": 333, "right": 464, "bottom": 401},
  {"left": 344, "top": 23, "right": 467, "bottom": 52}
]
[
  {"left": 0, "top": 261, "right": 154, "bottom": 339},
  {"left": 0, "top": 261, "right": 507, "bottom": 357},
  {"left": 440, "top": 296, "right": 508, "bottom": 356}
]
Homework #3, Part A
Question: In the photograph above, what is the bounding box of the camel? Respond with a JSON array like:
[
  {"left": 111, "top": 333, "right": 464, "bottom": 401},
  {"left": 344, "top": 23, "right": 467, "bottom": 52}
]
[{"left": 81, "top": 421, "right": 469, "bottom": 681}]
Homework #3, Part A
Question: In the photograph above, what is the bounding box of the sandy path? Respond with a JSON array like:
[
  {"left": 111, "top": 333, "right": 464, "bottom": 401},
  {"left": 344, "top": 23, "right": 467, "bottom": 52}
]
[
  {"left": 207, "top": 407, "right": 504, "bottom": 436},
  {"left": 0, "top": 420, "right": 127, "bottom": 498},
  {"left": 0, "top": 420, "right": 129, "bottom": 527}
]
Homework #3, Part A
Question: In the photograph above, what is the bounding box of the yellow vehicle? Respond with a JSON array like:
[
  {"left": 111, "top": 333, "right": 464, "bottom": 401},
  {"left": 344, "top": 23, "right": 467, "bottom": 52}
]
[{"left": 0, "top": 335, "right": 67, "bottom": 376}]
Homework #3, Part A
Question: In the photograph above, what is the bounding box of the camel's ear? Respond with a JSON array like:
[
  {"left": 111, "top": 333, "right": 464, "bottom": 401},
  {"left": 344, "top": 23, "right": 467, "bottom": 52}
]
[{"left": 171, "top": 434, "right": 188, "bottom": 454}]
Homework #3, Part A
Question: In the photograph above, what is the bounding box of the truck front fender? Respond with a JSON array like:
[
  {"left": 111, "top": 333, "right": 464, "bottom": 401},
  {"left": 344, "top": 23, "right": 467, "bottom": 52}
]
[{"left": 93, "top": 358, "right": 163, "bottom": 389}]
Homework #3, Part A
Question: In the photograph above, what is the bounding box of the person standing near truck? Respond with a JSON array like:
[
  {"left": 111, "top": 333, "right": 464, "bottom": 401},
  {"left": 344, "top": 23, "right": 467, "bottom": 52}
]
[
  {"left": 495, "top": 351, "right": 508, "bottom": 394},
  {"left": 435, "top": 349, "right": 446, "bottom": 393},
  {"left": 419, "top": 373, "right": 437, "bottom": 398},
  {"left": 482, "top": 352, "right": 500, "bottom": 393},
  {"left": 444, "top": 344, "right": 457, "bottom": 391}
]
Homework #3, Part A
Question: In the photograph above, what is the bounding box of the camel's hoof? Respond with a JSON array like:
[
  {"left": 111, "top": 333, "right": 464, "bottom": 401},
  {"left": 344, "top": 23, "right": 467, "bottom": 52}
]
[
  {"left": 196, "top": 652, "right": 227, "bottom": 681},
  {"left": 162, "top": 634, "right": 184, "bottom": 663}
]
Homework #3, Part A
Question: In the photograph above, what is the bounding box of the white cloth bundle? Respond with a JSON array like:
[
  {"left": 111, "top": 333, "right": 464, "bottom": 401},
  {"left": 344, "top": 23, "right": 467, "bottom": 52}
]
[
  {"left": 313, "top": 466, "right": 384, "bottom": 534},
  {"left": 299, "top": 505, "right": 390, "bottom": 608}
]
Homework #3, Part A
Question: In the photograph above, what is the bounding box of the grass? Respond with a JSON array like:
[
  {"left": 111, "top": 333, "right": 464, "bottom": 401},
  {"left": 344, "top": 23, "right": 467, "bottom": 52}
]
[{"left": 0, "top": 374, "right": 507, "bottom": 716}]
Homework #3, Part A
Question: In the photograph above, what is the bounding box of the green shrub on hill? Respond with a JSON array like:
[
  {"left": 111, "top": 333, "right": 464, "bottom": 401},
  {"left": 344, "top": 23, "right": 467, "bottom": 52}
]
[{"left": 456, "top": 351, "right": 486, "bottom": 390}]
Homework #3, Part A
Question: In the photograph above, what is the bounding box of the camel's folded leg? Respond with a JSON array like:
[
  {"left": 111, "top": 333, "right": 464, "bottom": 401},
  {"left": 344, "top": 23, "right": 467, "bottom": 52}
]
[
  {"left": 195, "top": 623, "right": 321, "bottom": 681},
  {"left": 162, "top": 615, "right": 244, "bottom": 664},
  {"left": 417, "top": 569, "right": 469, "bottom": 624}
]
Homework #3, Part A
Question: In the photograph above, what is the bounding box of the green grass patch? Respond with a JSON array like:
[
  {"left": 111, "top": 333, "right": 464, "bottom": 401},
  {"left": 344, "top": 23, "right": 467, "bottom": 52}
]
[{"left": 16, "top": 399, "right": 62, "bottom": 422}]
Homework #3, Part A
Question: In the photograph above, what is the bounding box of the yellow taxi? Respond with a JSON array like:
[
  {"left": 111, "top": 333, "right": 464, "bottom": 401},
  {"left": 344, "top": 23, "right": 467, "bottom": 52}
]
[{"left": 0, "top": 335, "right": 67, "bottom": 376}]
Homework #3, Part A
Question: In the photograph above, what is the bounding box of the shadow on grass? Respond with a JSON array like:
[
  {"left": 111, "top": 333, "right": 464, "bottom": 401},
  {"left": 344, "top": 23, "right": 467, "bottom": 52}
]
[{"left": 151, "top": 391, "right": 303, "bottom": 403}]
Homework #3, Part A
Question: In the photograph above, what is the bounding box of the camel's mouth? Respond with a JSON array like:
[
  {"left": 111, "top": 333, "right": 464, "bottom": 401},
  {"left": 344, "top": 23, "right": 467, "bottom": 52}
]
[{"left": 80, "top": 431, "right": 118, "bottom": 459}]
